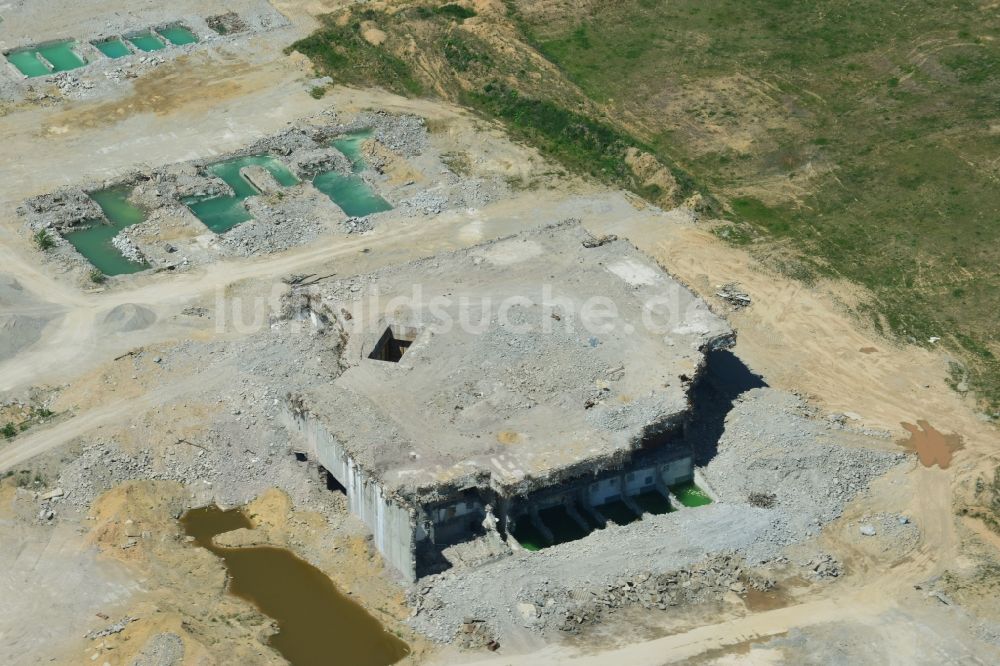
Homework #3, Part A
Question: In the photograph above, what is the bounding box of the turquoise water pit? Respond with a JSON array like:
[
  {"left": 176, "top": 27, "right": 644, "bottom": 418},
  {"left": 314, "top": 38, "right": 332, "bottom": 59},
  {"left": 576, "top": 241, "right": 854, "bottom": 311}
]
[
  {"left": 7, "top": 41, "right": 86, "bottom": 77},
  {"left": 184, "top": 155, "right": 299, "bottom": 233},
  {"left": 312, "top": 131, "right": 393, "bottom": 217},
  {"left": 6, "top": 49, "right": 50, "bottom": 77},
  {"left": 128, "top": 32, "right": 166, "bottom": 52},
  {"left": 670, "top": 481, "right": 713, "bottom": 508},
  {"left": 157, "top": 25, "right": 199, "bottom": 46},
  {"left": 94, "top": 38, "right": 132, "bottom": 59},
  {"left": 64, "top": 186, "right": 149, "bottom": 276}
]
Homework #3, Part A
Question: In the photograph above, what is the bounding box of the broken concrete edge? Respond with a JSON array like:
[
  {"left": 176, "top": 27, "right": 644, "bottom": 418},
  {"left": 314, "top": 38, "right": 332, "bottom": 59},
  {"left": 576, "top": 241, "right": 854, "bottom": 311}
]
[{"left": 276, "top": 219, "right": 735, "bottom": 581}]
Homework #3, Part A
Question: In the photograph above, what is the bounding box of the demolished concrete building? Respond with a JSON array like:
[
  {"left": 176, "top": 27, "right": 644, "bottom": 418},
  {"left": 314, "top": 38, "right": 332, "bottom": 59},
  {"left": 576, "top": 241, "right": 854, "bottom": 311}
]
[{"left": 285, "top": 221, "right": 734, "bottom": 580}]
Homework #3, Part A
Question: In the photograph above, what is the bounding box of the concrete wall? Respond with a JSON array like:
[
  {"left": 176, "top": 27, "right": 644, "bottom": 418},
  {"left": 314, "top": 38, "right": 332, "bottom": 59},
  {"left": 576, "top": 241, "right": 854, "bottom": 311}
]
[
  {"left": 585, "top": 455, "right": 693, "bottom": 505},
  {"left": 284, "top": 409, "right": 418, "bottom": 581},
  {"left": 661, "top": 456, "right": 693, "bottom": 486}
]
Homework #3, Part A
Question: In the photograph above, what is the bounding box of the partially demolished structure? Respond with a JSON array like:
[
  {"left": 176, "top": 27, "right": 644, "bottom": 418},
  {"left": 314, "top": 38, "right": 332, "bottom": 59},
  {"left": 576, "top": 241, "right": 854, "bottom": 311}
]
[{"left": 286, "top": 221, "right": 733, "bottom": 580}]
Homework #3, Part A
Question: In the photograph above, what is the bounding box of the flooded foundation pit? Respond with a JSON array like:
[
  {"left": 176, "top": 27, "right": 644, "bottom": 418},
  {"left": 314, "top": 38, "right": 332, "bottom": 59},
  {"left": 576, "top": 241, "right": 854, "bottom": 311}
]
[
  {"left": 127, "top": 31, "right": 167, "bottom": 53},
  {"left": 181, "top": 506, "right": 409, "bottom": 666},
  {"left": 7, "top": 41, "right": 86, "bottom": 77},
  {"left": 37, "top": 41, "right": 86, "bottom": 72},
  {"left": 899, "top": 420, "right": 963, "bottom": 469},
  {"left": 670, "top": 481, "right": 713, "bottom": 508},
  {"left": 6, "top": 49, "right": 50, "bottom": 77},
  {"left": 184, "top": 155, "right": 299, "bottom": 232},
  {"left": 312, "top": 171, "right": 393, "bottom": 218},
  {"left": 94, "top": 38, "right": 132, "bottom": 59},
  {"left": 313, "top": 132, "right": 393, "bottom": 217},
  {"left": 64, "top": 186, "right": 150, "bottom": 276},
  {"left": 157, "top": 25, "right": 199, "bottom": 46}
]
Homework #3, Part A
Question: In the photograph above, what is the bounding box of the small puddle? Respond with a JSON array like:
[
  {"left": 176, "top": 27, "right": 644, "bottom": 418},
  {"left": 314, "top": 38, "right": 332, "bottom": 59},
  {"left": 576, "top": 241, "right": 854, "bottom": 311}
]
[
  {"left": 128, "top": 32, "right": 167, "bottom": 53},
  {"left": 182, "top": 506, "right": 409, "bottom": 666},
  {"left": 64, "top": 186, "right": 150, "bottom": 275},
  {"left": 899, "top": 420, "right": 963, "bottom": 469},
  {"left": 742, "top": 576, "right": 806, "bottom": 612},
  {"left": 157, "top": 25, "right": 199, "bottom": 46},
  {"left": 94, "top": 38, "right": 132, "bottom": 59},
  {"left": 184, "top": 155, "right": 299, "bottom": 232},
  {"left": 670, "top": 481, "right": 713, "bottom": 508}
]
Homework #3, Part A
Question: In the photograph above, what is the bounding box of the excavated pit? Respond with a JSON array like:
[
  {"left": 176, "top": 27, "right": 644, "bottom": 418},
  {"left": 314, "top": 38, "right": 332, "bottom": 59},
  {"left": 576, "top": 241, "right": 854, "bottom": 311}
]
[
  {"left": 64, "top": 186, "right": 149, "bottom": 276},
  {"left": 181, "top": 506, "right": 409, "bottom": 666}
]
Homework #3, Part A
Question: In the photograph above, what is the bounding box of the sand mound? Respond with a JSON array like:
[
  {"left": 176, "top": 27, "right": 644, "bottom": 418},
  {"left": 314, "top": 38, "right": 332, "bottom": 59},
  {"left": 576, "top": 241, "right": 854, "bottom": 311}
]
[
  {"left": 0, "top": 314, "right": 48, "bottom": 362},
  {"left": 101, "top": 304, "right": 157, "bottom": 333},
  {"left": 0, "top": 274, "right": 34, "bottom": 309}
]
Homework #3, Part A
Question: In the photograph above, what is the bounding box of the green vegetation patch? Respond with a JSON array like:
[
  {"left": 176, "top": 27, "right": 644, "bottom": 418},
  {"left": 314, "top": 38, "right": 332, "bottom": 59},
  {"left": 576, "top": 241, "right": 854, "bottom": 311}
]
[
  {"left": 515, "top": 0, "right": 1000, "bottom": 415},
  {"left": 287, "top": 14, "right": 424, "bottom": 96}
]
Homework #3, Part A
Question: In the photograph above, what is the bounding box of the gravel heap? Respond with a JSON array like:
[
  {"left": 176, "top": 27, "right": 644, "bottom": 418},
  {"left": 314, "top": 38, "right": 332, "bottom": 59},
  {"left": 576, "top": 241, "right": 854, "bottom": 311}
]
[
  {"left": 338, "top": 111, "right": 429, "bottom": 157},
  {"left": 701, "top": 388, "right": 906, "bottom": 546},
  {"left": 20, "top": 188, "right": 101, "bottom": 232},
  {"left": 408, "top": 386, "right": 910, "bottom": 643},
  {"left": 53, "top": 310, "right": 347, "bottom": 510}
]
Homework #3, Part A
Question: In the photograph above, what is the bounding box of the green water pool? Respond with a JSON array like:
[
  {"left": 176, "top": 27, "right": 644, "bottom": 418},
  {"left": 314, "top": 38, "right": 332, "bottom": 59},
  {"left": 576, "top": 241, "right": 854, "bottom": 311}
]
[
  {"left": 211, "top": 155, "right": 299, "bottom": 195},
  {"left": 333, "top": 131, "right": 374, "bottom": 173},
  {"left": 670, "top": 481, "right": 713, "bottom": 508},
  {"left": 635, "top": 490, "right": 675, "bottom": 515},
  {"left": 94, "top": 39, "right": 131, "bottom": 59},
  {"left": 37, "top": 41, "right": 86, "bottom": 72},
  {"left": 511, "top": 520, "right": 548, "bottom": 551},
  {"left": 597, "top": 500, "right": 640, "bottom": 526},
  {"left": 312, "top": 171, "right": 392, "bottom": 218},
  {"left": 128, "top": 32, "right": 166, "bottom": 52},
  {"left": 184, "top": 155, "right": 299, "bottom": 233},
  {"left": 184, "top": 197, "right": 253, "bottom": 233},
  {"left": 157, "top": 26, "right": 199, "bottom": 46},
  {"left": 6, "top": 49, "right": 50, "bottom": 77},
  {"left": 64, "top": 187, "right": 149, "bottom": 276}
]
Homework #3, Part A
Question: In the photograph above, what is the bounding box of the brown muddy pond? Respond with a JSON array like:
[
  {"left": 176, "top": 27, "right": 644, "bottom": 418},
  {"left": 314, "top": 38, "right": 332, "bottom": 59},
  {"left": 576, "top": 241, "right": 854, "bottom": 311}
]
[
  {"left": 181, "top": 506, "right": 409, "bottom": 666},
  {"left": 899, "top": 420, "right": 963, "bottom": 469}
]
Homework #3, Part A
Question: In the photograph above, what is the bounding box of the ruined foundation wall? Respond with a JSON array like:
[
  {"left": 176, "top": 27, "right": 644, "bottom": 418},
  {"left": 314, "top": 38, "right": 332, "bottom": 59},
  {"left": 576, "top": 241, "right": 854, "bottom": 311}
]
[{"left": 283, "top": 408, "right": 418, "bottom": 581}]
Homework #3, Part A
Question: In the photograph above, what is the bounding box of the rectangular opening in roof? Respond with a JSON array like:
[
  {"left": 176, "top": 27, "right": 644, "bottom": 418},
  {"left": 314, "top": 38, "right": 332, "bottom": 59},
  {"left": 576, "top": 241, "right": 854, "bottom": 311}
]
[{"left": 369, "top": 325, "right": 415, "bottom": 362}]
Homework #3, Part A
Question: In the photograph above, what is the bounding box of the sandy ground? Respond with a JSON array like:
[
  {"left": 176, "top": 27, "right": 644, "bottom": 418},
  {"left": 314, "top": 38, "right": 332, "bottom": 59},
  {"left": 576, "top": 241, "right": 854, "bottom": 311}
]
[{"left": 0, "top": 0, "right": 998, "bottom": 664}]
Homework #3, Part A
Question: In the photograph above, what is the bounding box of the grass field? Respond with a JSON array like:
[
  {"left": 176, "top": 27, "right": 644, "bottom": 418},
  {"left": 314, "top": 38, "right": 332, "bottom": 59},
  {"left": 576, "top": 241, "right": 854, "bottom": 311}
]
[
  {"left": 289, "top": 1, "right": 1000, "bottom": 414},
  {"left": 516, "top": 0, "right": 1000, "bottom": 413}
]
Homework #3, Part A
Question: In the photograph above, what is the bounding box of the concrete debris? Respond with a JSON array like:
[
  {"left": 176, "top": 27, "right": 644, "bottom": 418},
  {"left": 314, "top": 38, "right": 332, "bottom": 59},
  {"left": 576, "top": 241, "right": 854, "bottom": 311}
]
[
  {"left": 112, "top": 230, "right": 146, "bottom": 264},
  {"left": 716, "top": 282, "right": 752, "bottom": 308},
  {"left": 582, "top": 231, "right": 618, "bottom": 248},
  {"left": 39, "top": 487, "right": 64, "bottom": 501},
  {"left": 86, "top": 616, "right": 136, "bottom": 639}
]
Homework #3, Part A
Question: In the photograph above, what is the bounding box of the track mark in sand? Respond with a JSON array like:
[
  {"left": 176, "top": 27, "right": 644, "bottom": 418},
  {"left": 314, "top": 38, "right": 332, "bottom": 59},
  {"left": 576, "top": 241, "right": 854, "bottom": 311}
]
[{"left": 898, "top": 420, "right": 963, "bottom": 469}]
